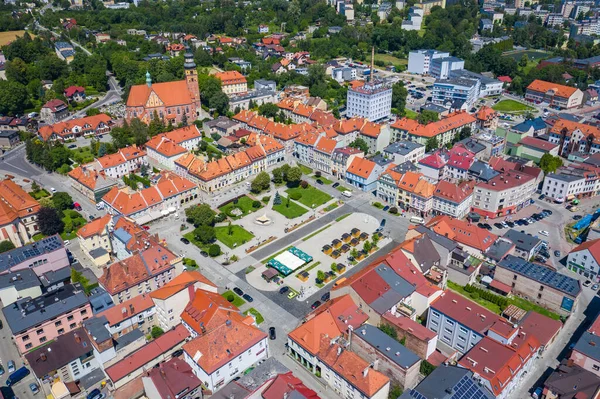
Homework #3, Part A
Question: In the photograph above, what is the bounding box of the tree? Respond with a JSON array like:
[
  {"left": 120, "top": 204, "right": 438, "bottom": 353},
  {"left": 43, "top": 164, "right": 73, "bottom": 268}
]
[
  {"left": 391, "top": 81, "right": 408, "bottom": 115},
  {"left": 459, "top": 126, "right": 472, "bottom": 140},
  {"left": 286, "top": 167, "right": 302, "bottom": 186},
  {"left": 425, "top": 137, "right": 439, "bottom": 152},
  {"left": 130, "top": 118, "right": 149, "bottom": 146},
  {"left": 363, "top": 241, "right": 372, "bottom": 253},
  {"left": 51, "top": 192, "right": 73, "bottom": 211},
  {"left": 86, "top": 108, "right": 101, "bottom": 116},
  {"left": 273, "top": 191, "right": 282, "bottom": 205},
  {"left": 372, "top": 234, "right": 380, "bottom": 247},
  {"left": 281, "top": 164, "right": 291, "bottom": 181},
  {"left": 151, "top": 326, "right": 165, "bottom": 339},
  {"left": 208, "top": 244, "right": 221, "bottom": 257},
  {"left": 272, "top": 167, "right": 283, "bottom": 184},
  {"left": 98, "top": 143, "right": 108, "bottom": 157},
  {"left": 380, "top": 324, "right": 398, "bottom": 340},
  {"left": 539, "top": 153, "right": 563, "bottom": 174},
  {"left": 194, "top": 225, "right": 216, "bottom": 244},
  {"left": 389, "top": 386, "right": 404, "bottom": 399},
  {"left": 38, "top": 207, "right": 65, "bottom": 236},
  {"left": 417, "top": 110, "right": 439, "bottom": 125},
  {"left": 349, "top": 138, "right": 369, "bottom": 153},
  {"left": 519, "top": 54, "right": 529, "bottom": 67},
  {"left": 31, "top": 181, "right": 40, "bottom": 192},
  {"left": 0, "top": 240, "right": 16, "bottom": 254},
  {"left": 258, "top": 103, "right": 279, "bottom": 118},
  {"left": 227, "top": 221, "right": 233, "bottom": 236},
  {"left": 185, "top": 204, "right": 216, "bottom": 226},
  {"left": 316, "top": 270, "right": 326, "bottom": 282},
  {"left": 251, "top": 171, "right": 271, "bottom": 193},
  {"left": 0, "top": 80, "right": 29, "bottom": 116}
]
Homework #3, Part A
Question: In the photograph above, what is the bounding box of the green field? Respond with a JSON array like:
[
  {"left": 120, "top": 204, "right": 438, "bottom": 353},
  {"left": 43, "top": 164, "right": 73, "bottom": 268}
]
[
  {"left": 404, "top": 109, "right": 418, "bottom": 119},
  {"left": 492, "top": 99, "right": 534, "bottom": 113},
  {"left": 502, "top": 49, "right": 551, "bottom": 62},
  {"left": 286, "top": 186, "right": 332, "bottom": 208},
  {"left": 374, "top": 53, "right": 408, "bottom": 65},
  {"left": 299, "top": 165, "right": 313, "bottom": 175},
  {"left": 273, "top": 195, "right": 309, "bottom": 219},
  {"left": 219, "top": 196, "right": 261, "bottom": 219},
  {"left": 215, "top": 225, "right": 254, "bottom": 248}
]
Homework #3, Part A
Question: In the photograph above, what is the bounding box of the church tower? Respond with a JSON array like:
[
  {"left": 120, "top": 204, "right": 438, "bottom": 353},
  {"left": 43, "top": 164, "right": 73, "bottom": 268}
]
[{"left": 184, "top": 47, "right": 201, "bottom": 115}]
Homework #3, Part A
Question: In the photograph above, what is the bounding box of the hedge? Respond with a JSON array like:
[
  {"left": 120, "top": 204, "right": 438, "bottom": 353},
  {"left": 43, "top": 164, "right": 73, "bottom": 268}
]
[{"left": 464, "top": 284, "right": 509, "bottom": 308}]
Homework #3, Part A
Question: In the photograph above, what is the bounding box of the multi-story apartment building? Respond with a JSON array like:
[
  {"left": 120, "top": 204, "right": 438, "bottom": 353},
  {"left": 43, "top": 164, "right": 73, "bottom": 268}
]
[
  {"left": 331, "top": 146, "right": 364, "bottom": 179},
  {"left": 391, "top": 112, "right": 476, "bottom": 147},
  {"left": 407, "top": 49, "right": 450, "bottom": 75},
  {"left": 430, "top": 57, "right": 465, "bottom": 79},
  {"left": 471, "top": 171, "right": 537, "bottom": 219},
  {"left": 346, "top": 80, "right": 392, "bottom": 122},
  {"left": 96, "top": 145, "right": 148, "bottom": 179},
  {"left": 4, "top": 284, "right": 92, "bottom": 353},
  {"left": 525, "top": 79, "right": 584, "bottom": 109},
  {"left": 432, "top": 180, "right": 474, "bottom": 219},
  {"left": 547, "top": 119, "right": 600, "bottom": 157},
  {"left": 146, "top": 125, "right": 202, "bottom": 170},
  {"left": 142, "top": 357, "right": 202, "bottom": 399},
  {"left": 542, "top": 167, "right": 599, "bottom": 202},
  {"left": 95, "top": 294, "right": 156, "bottom": 338},
  {"left": 346, "top": 157, "right": 386, "bottom": 192},
  {"left": 0, "top": 178, "right": 40, "bottom": 247},
  {"left": 432, "top": 76, "right": 480, "bottom": 109},
  {"left": 215, "top": 71, "right": 248, "bottom": 96},
  {"left": 0, "top": 235, "right": 69, "bottom": 275},
  {"left": 496, "top": 255, "right": 581, "bottom": 315},
  {"left": 383, "top": 141, "right": 425, "bottom": 164},
  {"left": 77, "top": 214, "right": 112, "bottom": 266},
  {"left": 68, "top": 164, "right": 119, "bottom": 203},
  {"left": 567, "top": 238, "right": 600, "bottom": 282},
  {"left": 359, "top": 122, "right": 392, "bottom": 153}
]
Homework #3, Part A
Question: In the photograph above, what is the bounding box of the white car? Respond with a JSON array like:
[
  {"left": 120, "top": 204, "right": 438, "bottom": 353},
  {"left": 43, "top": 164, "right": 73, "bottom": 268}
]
[
  {"left": 50, "top": 187, "right": 57, "bottom": 193},
  {"left": 539, "top": 230, "right": 549, "bottom": 237}
]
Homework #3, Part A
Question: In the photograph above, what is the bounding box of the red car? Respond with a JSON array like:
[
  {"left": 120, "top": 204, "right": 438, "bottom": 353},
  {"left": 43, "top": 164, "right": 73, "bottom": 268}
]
[
  {"left": 143, "top": 226, "right": 150, "bottom": 230},
  {"left": 73, "top": 202, "right": 82, "bottom": 211}
]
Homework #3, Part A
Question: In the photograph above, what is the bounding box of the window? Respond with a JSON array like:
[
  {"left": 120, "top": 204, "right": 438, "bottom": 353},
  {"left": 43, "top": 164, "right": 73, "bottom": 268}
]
[
  {"left": 58, "top": 328, "right": 65, "bottom": 334},
  {"left": 25, "top": 343, "right": 32, "bottom": 350},
  {"left": 70, "top": 323, "right": 76, "bottom": 329},
  {"left": 67, "top": 315, "right": 74, "bottom": 321},
  {"left": 594, "top": 365, "right": 600, "bottom": 371},
  {"left": 36, "top": 329, "right": 44, "bottom": 335},
  {"left": 40, "top": 336, "right": 47, "bottom": 343},
  {"left": 22, "top": 335, "right": 29, "bottom": 341},
  {"left": 55, "top": 321, "right": 62, "bottom": 327}
]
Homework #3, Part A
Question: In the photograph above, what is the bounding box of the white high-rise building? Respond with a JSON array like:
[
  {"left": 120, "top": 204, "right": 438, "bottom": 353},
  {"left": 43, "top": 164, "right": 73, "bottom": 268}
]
[
  {"left": 346, "top": 80, "right": 392, "bottom": 121},
  {"left": 407, "top": 49, "right": 450, "bottom": 74}
]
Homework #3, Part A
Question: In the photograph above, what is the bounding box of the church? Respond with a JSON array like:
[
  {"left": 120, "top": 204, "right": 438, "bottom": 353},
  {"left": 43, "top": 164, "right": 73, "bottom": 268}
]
[{"left": 125, "top": 48, "right": 201, "bottom": 125}]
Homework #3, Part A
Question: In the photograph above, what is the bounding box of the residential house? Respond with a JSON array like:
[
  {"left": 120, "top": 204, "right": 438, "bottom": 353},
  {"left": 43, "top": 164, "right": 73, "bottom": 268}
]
[
  {"left": 548, "top": 118, "right": 600, "bottom": 157},
  {"left": 77, "top": 214, "right": 112, "bottom": 266},
  {"left": 432, "top": 180, "right": 474, "bottom": 219},
  {"left": 95, "top": 294, "right": 156, "bottom": 338},
  {"left": 346, "top": 157, "right": 386, "bottom": 192},
  {"left": 496, "top": 255, "right": 581, "bottom": 315},
  {"left": 418, "top": 151, "right": 449, "bottom": 183},
  {"left": 542, "top": 168, "right": 598, "bottom": 202},
  {"left": 203, "top": 117, "right": 241, "bottom": 137},
  {"left": 330, "top": 146, "right": 364, "bottom": 180},
  {"left": 515, "top": 136, "right": 560, "bottom": 162},
  {"left": 0, "top": 269, "right": 42, "bottom": 306},
  {"left": 424, "top": 215, "right": 498, "bottom": 258},
  {"left": 391, "top": 112, "right": 476, "bottom": 148},
  {"left": 68, "top": 164, "right": 119, "bottom": 203},
  {"left": 64, "top": 86, "right": 86, "bottom": 102},
  {"left": 502, "top": 229, "right": 542, "bottom": 260},
  {"left": 142, "top": 357, "right": 203, "bottom": 399},
  {"left": 359, "top": 122, "right": 392, "bottom": 153},
  {"left": 38, "top": 114, "right": 114, "bottom": 142},
  {"left": 96, "top": 145, "right": 147, "bottom": 178},
  {"left": 543, "top": 360, "right": 600, "bottom": 399},
  {"left": 0, "top": 178, "right": 40, "bottom": 247},
  {"left": 40, "top": 99, "right": 69, "bottom": 124},
  {"left": 381, "top": 312, "right": 438, "bottom": 362},
  {"left": 476, "top": 106, "right": 499, "bottom": 130},
  {"left": 525, "top": 79, "right": 583, "bottom": 109},
  {"left": 567, "top": 238, "right": 600, "bottom": 282},
  {"left": 400, "top": 365, "right": 494, "bottom": 399},
  {"left": 0, "top": 235, "right": 69, "bottom": 275},
  {"left": 3, "top": 284, "right": 92, "bottom": 353},
  {"left": 471, "top": 171, "right": 537, "bottom": 219},
  {"left": 383, "top": 141, "right": 425, "bottom": 164},
  {"left": 215, "top": 71, "right": 248, "bottom": 96}
]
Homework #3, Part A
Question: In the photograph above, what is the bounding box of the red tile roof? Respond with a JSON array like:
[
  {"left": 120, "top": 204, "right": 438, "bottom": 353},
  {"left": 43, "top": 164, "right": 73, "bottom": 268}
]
[
  {"left": 262, "top": 372, "right": 319, "bottom": 399},
  {"left": 288, "top": 310, "right": 344, "bottom": 355},
  {"left": 97, "top": 145, "right": 146, "bottom": 169},
  {"left": 105, "top": 324, "right": 190, "bottom": 382},
  {"left": 419, "top": 151, "right": 448, "bottom": 169},
  {"left": 571, "top": 238, "right": 600, "bottom": 271},
  {"left": 514, "top": 311, "right": 562, "bottom": 348},
  {"left": 127, "top": 80, "right": 193, "bottom": 108},
  {"left": 527, "top": 79, "right": 579, "bottom": 99},
  {"left": 431, "top": 290, "right": 502, "bottom": 335},
  {"left": 0, "top": 179, "right": 40, "bottom": 225},
  {"left": 476, "top": 171, "right": 535, "bottom": 192},
  {"left": 42, "top": 99, "right": 67, "bottom": 112},
  {"left": 64, "top": 86, "right": 85, "bottom": 97},
  {"left": 68, "top": 165, "right": 116, "bottom": 191},
  {"left": 77, "top": 214, "right": 111, "bottom": 239},
  {"left": 215, "top": 71, "right": 247, "bottom": 85},
  {"left": 38, "top": 114, "right": 113, "bottom": 141},
  {"left": 476, "top": 106, "right": 497, "bottom": 121},
  {"left": 347, "top": 157, "right": 376, "bottom": 179},
  {"left": 391, "top": 112, "right": 476, "bottom": 138},
  {"left": 519, "top": 136, "right": 558, "bottom": 152},
  {"left": 97, "top": 294, "right": 154, "bottom": 326},
  {"left": 146, "top": 357, "right": 202, "bottom": 399},
  {"left": 382, "top": 312, "right": 436, "bottom": 341},
  {"left": 426, "top": 215, "right": 498, "bottom": 251},
  {"left": 434, "top": 180, "right": 474, "bottom": 203},
  {"left": 150, "top": 271, "right": 216, "bottom": 300},
  {"left": 308, "top": 294, "right": 368, "bottom": 331}
]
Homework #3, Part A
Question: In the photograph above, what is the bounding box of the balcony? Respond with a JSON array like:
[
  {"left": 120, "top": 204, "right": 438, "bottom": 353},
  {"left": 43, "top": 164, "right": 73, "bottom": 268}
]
[{"left": 395, "top": 302, "right": 416, "bottom": 318}]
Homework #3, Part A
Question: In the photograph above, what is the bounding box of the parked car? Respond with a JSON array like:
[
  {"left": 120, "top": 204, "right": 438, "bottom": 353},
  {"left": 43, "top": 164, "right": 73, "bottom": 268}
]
[
  {"left": 243, "top": 293, "right": 254, "bottom": 302},
  {"left": 287, "top": 291, "right": 297, "bottom": 299},
  {"left": 539, "top": 230, "right": 549, "bottom": 237},
  {"left": 532, "top": 387, "right": 543, "bottom": 399},
  {"left": 482, "top": 223, "right": 492, "bottom": 230},
  {"left": 180, "top": 237, "right": 190, "bottom": 244},
  {"left": 321, "top": 292, "right": 330, "bottom": 302},
  {"left": 311, "top": 300, "right": 322, "bottom": 309},
  {"left": 316, "top": 179, "right": 323, "bottom": 185},
  {"left": 538, "top": 194, "right": 545, "bottom": 200},
  {"left": 7, "top": 361, "right": 15, "bottom": 373},
  {"left": 332, "top": 183, "right": 340, "bottom": 188},
  {"left": 494, "top": 223, "right": 504, "bottom": 229},
  {"left": 269, "top": 327, "right": 276, "bottom": 340},
  {"left": 382, "top": 205, "right": 390, "bottom": 212},
  {"left": 89, "top": 215, "right": 96, "bottom": 221},
  {"left": 584, "top": 280, "right": 592, "bottom": 287},
  {"left": 171, "top": 349, "right": 184, "bottom": 358},
  {"left": 200, "top": 251, "right": 209, "bottom": 257},
  {"left": 87, "top": 389, "right": 103, "bottom": 399},
  {"left": 506, "top": 221, "right": 515, "bottom": 228},
  {"left": 573, "top": 215, "right": 583, "bottom": 220},
  {"left": 50, "top": 187, "right": 56, "bottom": 193},
  {"left": 143, "top": 225, "right": 150, "bottom": 230},
  {"left": 0, "top": 365, "right": 4, "bottom": 376},
  {"left": 554, "top": 250, "right": 561, "bottom": 257},
  {"left": 233, "top": 287, "right": 244, "bottom": 296},
  {"left": 593, "top": 284, "right": 599, "bottom": 291},
  {"left": 543, "top": 209, "right": 553, "bottom": 215},
  {"left": 73, "top": 202, "right": 82, "bottom": 211},
  {"left": 29, "top": 383, "right": 39, "bottom": 395},
  {"left": 279, "top": 286, "right": 289, "bottom": 294}
]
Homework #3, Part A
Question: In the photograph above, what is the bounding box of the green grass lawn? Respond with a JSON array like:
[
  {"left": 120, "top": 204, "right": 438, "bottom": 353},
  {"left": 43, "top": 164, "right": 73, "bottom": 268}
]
[
  {"left": 493, "top": 100, "right": 534, "bottom": 113},
  {"left": 70, "top": 147, "right": 96, "bottom": 164},
  {"left": 273, "top": 196, "right": 309, "bottom": 219},
  {"left": 313, "top": 175, "right": 332, "bottom": 185},
  {"left": 29, "top": 189, "right": 50, "bottom": 200},
  {"left": 183, "top": 232, "right": 211, "bottom": 253},
  {"left": 335, "top": 213, "right": 351, "bottom": 222},
  {"left": 299, "top": 165, "right": 313, "bottom": 175},
  {"left": 215, "top": 225, "right": 255, "bottom": 248},
  {"left": 404, "top": 109, "right": 418, "bottom": 120},
  {"left": 219, "top": 196, "right": 262, "bottom": 219},
  {"left": 286, "top": 186, "right": 332, "bottom": 208},
  {"left": 244, "top": 308, "right": 264, "bottom": 324},
  {"left": 336, "top": 185, "right": 350, "bottom": 192},
  {"left": 447, "top": 281, "right": 503, "bottom": 314},
  {"left": 222, "top": 290, "right": 246, "bottom": 307},
  {"left": 374, "top": 53, "right": 407, "bottom": 65}
]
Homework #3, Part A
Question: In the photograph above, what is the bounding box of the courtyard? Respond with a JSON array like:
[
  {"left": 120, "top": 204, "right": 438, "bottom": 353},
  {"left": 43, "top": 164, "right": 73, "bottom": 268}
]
[{"left": 245, "top": 213, "right": 390, "bottom": 301}]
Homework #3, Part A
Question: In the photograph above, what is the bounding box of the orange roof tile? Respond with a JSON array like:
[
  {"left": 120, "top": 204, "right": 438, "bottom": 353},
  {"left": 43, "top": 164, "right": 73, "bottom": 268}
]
[
  {"left": 295, "top": 132, "right": 320, "bottom": 146},
  {"left": 549, "top": 119, "right": 600, "bottom": 144},
  {"left": 0, "top": 179, "right": 40, "bottom": 225},
  {"left": 77, "top": 214, "right": 111, "bottom": 239},
  {"left": 68, "top": 164, "right": 117, "bottom": 191},
  {"left": 360, "top": 121, "right": 381, "bottom": 138},
  {"left": 277, "top": 98, "right": 297, "bottom": 111},
  {"left": 127, "top": 80, "right": 193, "bottom": 107},
  {"left": 150, "top": 271, "right": 216, "bottom": 300},
  {"left": 97, "top": 145, "right": 146, "bottom": 169},
  {"left": 97, "top": 294, "right": 154, "bottom": 326},
  {"left": 38, "top": 114, "right": 113, "bottom": 141},
  {"left": 391, "top": 112, "right": 476, "bottom": 138},
  {"left": 476, "top": 106, "right": 497, "bottom": 121},
  {"left": 333, "top": 118, "right": 366, "bottom": 135},
  {"left": 163, "top": 125, "right": 202, "bottom": 143},
  {"left": 426, "top": 215, "right": 498, "bottom": 251},
  {"left": 215, "top": 71, "right": 247, "bottom": 85},
  {"left": 315, "top": 136, "right": 337, "bottom": 154},
  {"left": 288, "top": 310, "right": 343, "bottom": 355},
  {"left": 347, "top": 157, "right": 376, "bottom": 179},
  {"left": 527, "top": 79, "right": 579, "bottom": 99},
  {"left": 146, "top": 136, "right": 187, "bottom": 157}
]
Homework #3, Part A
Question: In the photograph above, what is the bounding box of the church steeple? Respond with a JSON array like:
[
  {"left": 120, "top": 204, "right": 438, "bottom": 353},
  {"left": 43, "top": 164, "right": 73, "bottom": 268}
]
[
  {"left": 146, "top": 71, "right": 152, "bottom": 87},
  {"left": 183, "top": 46, "right": 201, "bottom": 116}
]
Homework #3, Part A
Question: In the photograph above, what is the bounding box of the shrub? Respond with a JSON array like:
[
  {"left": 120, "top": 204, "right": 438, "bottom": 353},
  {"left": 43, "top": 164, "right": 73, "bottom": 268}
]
[
  {"left": 151, "top": 326, "right": 165, "bottom": 339},
  {"left": 208, "top": 244, "right": 221, "bottom": 257},
  {"left": 227, "top": 294, "right": 235, "bottom": 302},
  {"left": 389, "top": 207, "right": 399, "bottom": 214},
  {"left": 262, "top": 196, "right": 270, "bottom": 203},
  {"left": 252, "top": 200, "right": 261, "bottom": 208},
  {"left": 215, "top": 212, "right": 227, "bottom": 223},
  {"left": 300, "top": 180, "right": 309, "bottom": 189},
  {"left": 290, "top": 192, "right": 302, "bottom": 200}
]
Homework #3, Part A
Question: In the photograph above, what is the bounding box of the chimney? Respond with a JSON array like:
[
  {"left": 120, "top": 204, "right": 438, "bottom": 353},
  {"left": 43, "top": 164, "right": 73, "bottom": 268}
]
[
  {"left": 373, "top": 360, "right": 379, "bottom": 371},
  {"left": 122, "top": 307, "right": 127, "bottom": 316},
  {"left": 74, "top": 333, "right": 81, "bottom": 343},
  {"left": 40, "top": 353, "right": 47, "bottom": 361},
  {"left": 129, "top": 304, "right": 135, "bottom": 314},
  {"left": 337, "top": 346, "right": 342, "bottom": 356},
  {"left": 363, "top": 367, "right": 369, "bottom": 377}
]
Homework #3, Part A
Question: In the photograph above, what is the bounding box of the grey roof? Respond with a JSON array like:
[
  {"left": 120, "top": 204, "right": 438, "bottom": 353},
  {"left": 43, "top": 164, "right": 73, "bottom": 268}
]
[
  {"left": 114, "top": 328, "right": 144, "bottom": 351},
  {"left": 254, "top": 79, "right": 276, "bottom": 87},
  {"left": 0, "top": 269, "right": 40, "bottom": 291},
  {"left": 469, "top": 160, "right": 500, "bottom": 182},
  {"left": 574, "top": 331, "right": 600, "bottom": 362},
  {"left": 435, "top": 76, "right": 479, "bottom": 88},
  {"left": 420, "top": 103, "right": 448, "bottom": 113},
  {"left": 39, "top": 266, "right": 72, "bottom": 288},
  {"left": 0, "top": 235, "right": 65, "bottom": 272},
  {"left": 25, "top": 327, "right": 92, "bottom": 378},
  {"left": 414, "top": 225, "right": 458, "bottom": 251},
  {"left": 236, "top": 358, "right": 289, "bottom": 391},
  {"left": 3, "top": 284, "right": 89, "bottom": 335},
  {"left": 498, "top": 255, "right": 581, "bottom": 297},
  {"left": 458, "top": 138, "right": 486, "bottom": 154},
  {"left": 229, "top": 89, "right": 275, "bottom": 103},
  {"left": 372, "top": 154, "right": 393, "bottom": 167},
  {"left": 370, "top": 264, "right": 416, "bottom": 314},
  {"left": 451, "top": 69, "right": 499, "bottom": 85},
  {"left": 89, "top": 247, "right": 109, "bottom": 258},
  {"left": 79, "top": 368, "right": 107, "bottom": 390},
  {"left": 547, "top": 173, "right": 583, "bottom": 183},
  {"left": 113, "top": 227, "right": 132, "bottom": 245},
  {"left": 485, "top": 239, "right": 514, "bottom": 262},
  {"left": 503, "top": 229, "right": 541, "bottom": 252},
  {"left": 544, "top": 359, "right": 600, "bottom": 399},
  {"left": 392, "top": 161, "right": 420, "bottom": 174},
  {"left": 83, "top": 315, "right": 111, "bottom": 343},
  {"left": 88, "top": 287, "right": 115, "bottom": 314},
  {"left": 401, "top": 365, "right": 494, "bottom": 399},
  {"left": 384, "top": 141, "right": 424, "bottom": 156},
  {"left": 354, "top": 324, "right": 420, "bottom": 369},
  {"left": 408, "top": 235, "right": 440, "bottom": 273}
]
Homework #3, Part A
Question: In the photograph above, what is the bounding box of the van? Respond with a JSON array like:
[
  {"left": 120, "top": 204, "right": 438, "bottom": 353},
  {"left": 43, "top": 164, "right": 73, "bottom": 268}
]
[
  {"left": 7, "top": 366, "right": 30, "bottom": 386},
  {"left": 96, "top": 202, "right": 105, "bottom": 210},
  {"left": 410, "top": 216, "right": 424, "bottom": 224},
  {"left": 341, "top": 191, "right": 352, "bottom": 198}
]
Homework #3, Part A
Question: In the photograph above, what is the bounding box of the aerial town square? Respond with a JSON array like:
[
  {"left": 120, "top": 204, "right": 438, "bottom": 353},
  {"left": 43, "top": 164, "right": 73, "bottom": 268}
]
[{"left": 3, "top": 1, "right": 600, "bottom": 399}]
